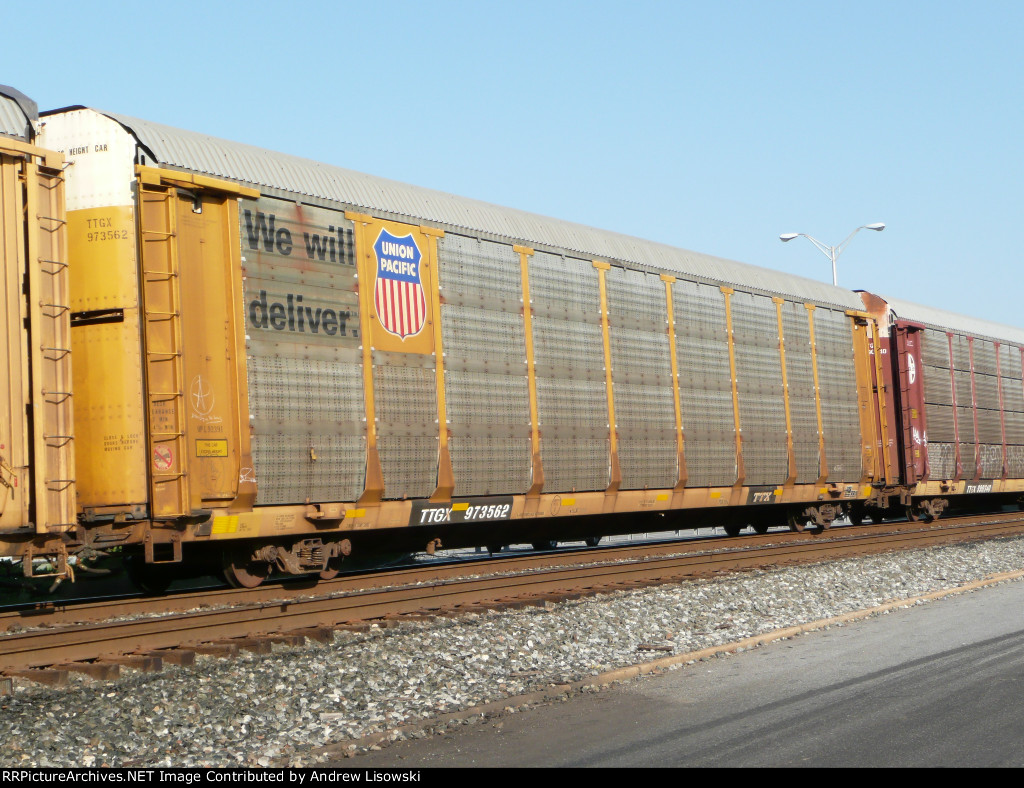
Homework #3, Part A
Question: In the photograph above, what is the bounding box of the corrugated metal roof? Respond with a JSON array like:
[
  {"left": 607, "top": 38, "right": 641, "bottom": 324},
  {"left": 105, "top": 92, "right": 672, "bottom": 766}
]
[
  {"left": 0, "top": 86, "right": 34, "bottom": 141},
  {"left": 96, "top": 109, "right": 864, "bottom": 309},
  {"left": 883, "top": 295, "right": 1024, "bottom": 345}
]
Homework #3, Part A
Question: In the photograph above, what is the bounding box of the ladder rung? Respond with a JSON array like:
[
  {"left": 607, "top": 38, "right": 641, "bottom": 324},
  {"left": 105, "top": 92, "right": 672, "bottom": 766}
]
[
  {"left": 145, "top": 310, "right": 179, "bottom": 317},
  {"left": 36, "top": 214, "right": 67, "bottom": 226},
  {"left": 38, "top": 258, "right": 68, "bottom": 270},
  {"left": 41, "top": 303, "right": 71, "bottom": 313},
  {"left": 141, "top": 230, "right": 175, "bottom": 238},
  {"left": 151, "top": 432, "right": 184, "bottom": 439},
  {"left": 153, "top": 474, "right": 186, "bottom": 482},
  {"left": 146, "top": 352, "right": 182, "bottom": 359}
]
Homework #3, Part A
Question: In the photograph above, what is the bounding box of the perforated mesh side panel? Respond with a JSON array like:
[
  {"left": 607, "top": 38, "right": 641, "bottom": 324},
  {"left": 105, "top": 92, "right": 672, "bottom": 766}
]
[
  {"left": 444, "top": 370, "right": 531, "bottom": 494},
  {"left": 812, "top": 309, "right": 862, "bottom": 482},
  {"left": 249, "top": 354, "right": 366, "bottom": 504},
  {"left": 921, "top": 329, "right": 1024, "bottom": 480},
  {"left": 920, "top": 328, "right": 956, "bottom": 477},
  {"left": 781, "top": 302, "right": 820, "bottom": 484},
  {"left": 438, "top": 235, "right": 531, "bottom": 496},
  {"left": 929, "top": 442, "right": 956, "bottom": 479},
  {"left": 973, "top": 339, "right": 1003, "bottom": 477},
  {"left": 529, "top": 252, "right": 608, "bottom": 492},
  {"left": 373, "top": 354, "right": 438, "bottom": 499},
  {"left": 673, "top": 280, "right": 736, "bottom": 487},
  {"left": 1002, "top": 346, "right": 1024, "bottom": 477},
  {"left": 730, "top": 292, "right": 787, "bottom": 486},
  {"left": 243, "top": 199, "right": 366, "bottom": 505},
  {"left": 606, "top": 267, "right": 676, "bottom": 489}
]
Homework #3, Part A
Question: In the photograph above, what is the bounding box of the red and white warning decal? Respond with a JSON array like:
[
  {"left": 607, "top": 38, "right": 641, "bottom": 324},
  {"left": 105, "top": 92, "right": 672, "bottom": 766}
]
[{"left": 153, "top": 446, "right": 174, "bottom": 471}]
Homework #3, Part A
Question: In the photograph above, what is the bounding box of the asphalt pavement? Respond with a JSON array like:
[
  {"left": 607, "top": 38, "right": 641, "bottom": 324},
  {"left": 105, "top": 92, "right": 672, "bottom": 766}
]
[{"left": 347, "top": 578, "right": 1024, "bottom": 767}]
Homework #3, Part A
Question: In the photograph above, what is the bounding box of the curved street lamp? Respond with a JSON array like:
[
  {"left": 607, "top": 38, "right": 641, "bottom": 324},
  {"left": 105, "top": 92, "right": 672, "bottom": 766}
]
[{"left": 779, "top": 222, "right": 885, "bottom": 286}]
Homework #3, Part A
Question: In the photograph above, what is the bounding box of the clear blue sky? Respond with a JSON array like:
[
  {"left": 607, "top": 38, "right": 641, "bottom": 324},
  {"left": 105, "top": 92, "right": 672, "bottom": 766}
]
[{"left": 5, "top": 1, "right": 1023, "bottom": 326}]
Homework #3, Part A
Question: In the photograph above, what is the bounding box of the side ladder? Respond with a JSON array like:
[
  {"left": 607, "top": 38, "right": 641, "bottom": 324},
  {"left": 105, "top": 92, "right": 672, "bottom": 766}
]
[
  {"left": 138, "top": 184, "right": 192, "bottom": 519},
  {"left": 25, "top": 158, "right": 76, "bottom": 538}
]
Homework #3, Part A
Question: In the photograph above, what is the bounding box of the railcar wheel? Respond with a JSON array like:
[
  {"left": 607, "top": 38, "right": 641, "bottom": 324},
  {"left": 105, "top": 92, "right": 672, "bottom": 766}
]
[
  {"left": 848, "top": 504, "right": 866, "bottom": 526},
  {"left": 584, "top": 536, "right": 602, "bottom": 547},
  {"left": 868, "top": 509, "right": 885, "bottom": 524},
  {"left": 487, "top": 545, "right": 504, "bottom": 554},
  {"left": 905, "top": 505, "right": 934, "bottom": 524},
  {"left": 723, "top": 523, "right": 742, "bottom": 537},
  {"left": 532, "top": 540, "right": 557, "bottom": 551},
  {"left": 752, "top": 523, "right": 770, "bottom": 535},
  {"left": 319, "top": 557, "right": 344, "bottom": 581},
  {"left": 223, "top": 548, "right": 271, "bottom": 588},
  {"left": 787, "top": 512, "right": 806, "bottom": 533}
]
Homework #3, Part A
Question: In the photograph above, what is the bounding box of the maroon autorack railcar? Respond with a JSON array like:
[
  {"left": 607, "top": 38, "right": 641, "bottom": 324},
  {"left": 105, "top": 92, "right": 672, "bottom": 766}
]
[{"left": 861, "top": 292, "right": 1024, "bottom": 521}]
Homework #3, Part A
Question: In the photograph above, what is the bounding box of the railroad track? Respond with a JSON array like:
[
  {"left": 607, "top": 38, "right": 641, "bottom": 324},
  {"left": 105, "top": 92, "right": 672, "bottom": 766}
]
[{"left": 3, "top": 511, "right": 1024, "bottom": 684}]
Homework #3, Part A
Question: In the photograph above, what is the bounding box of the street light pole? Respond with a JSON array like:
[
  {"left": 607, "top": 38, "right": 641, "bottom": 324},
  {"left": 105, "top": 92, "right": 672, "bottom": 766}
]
[{"left": 779, "top": 223, "right": 885, "bottom": 286}]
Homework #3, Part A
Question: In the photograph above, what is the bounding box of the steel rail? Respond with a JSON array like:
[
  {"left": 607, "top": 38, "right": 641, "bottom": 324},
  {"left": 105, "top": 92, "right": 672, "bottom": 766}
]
[
  {"left": 3, "top": 513, "right": 1024, "bottom": 674},
  {"left": 5, "top": 511, "right": 1020, "bottom": 627}
]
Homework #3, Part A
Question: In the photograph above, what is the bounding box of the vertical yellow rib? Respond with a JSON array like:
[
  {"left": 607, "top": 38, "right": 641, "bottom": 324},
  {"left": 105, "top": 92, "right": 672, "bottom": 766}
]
[
  {"left": 517, "top": 246, "right": 544, "bottom": 497},
  {"left": 423, "top": 227, "right": 453, "bottom": 502},
  {"left": 346, "top": 212, "right": 384, "bottom": 505},
  {"left": 662, "top": 275, "right": 686, "bottom": 489},
  {"left": 594, "top": 261, "right": 620, "bottom": 495},
  {"left": 721, "top": 287, "right": 744, "bottom": 487}
]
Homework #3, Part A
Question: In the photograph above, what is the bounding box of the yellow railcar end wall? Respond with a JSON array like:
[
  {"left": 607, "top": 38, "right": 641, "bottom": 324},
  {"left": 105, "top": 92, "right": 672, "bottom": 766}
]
[
  {"left": 1, "top": 142, "right": 76, "bottom": 534},
  {"left": 0, "top": 153, "right": 30, "bottom": 528},
  {"left": 175, "top": 190, "right": 250, "bottom": 509},
  {"left": 67, "top": 204, "right": 148, "bottom": 509}
]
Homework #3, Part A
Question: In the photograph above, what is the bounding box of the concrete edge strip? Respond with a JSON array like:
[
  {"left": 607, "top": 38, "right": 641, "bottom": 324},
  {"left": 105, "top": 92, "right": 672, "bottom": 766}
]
[{"left": 307, "top": 569, "right": 1024, "bottom": 762}]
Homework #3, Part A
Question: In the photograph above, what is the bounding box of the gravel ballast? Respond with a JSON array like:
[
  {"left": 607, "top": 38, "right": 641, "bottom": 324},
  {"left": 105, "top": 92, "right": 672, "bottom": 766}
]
[{"left": 2, "top": 536, "right": 1024, "bottom": 767}]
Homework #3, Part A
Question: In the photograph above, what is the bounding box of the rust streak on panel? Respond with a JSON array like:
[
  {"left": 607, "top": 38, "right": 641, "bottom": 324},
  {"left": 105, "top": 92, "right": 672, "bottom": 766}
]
[{"left": 518, "top": 245, "right": 544, "bottom": 499}]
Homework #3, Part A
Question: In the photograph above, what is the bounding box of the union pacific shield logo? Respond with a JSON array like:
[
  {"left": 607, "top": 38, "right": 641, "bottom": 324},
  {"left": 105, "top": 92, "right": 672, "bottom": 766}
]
[{"left": 373, "top": 229, "right": 426, "bottom": 339}]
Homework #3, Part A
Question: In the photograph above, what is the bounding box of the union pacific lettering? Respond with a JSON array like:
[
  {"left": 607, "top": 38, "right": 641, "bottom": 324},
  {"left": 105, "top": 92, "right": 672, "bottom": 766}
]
[
  {"left": 377, "top": 239, "right": 419, "bottom": 279},
  {"left": 248, "top": 290, "right": 355, "bottom": 337}
]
